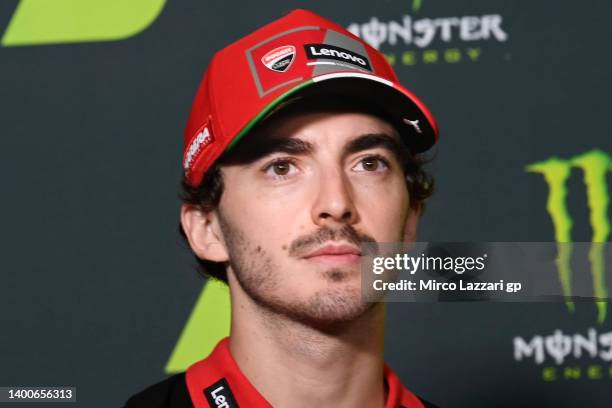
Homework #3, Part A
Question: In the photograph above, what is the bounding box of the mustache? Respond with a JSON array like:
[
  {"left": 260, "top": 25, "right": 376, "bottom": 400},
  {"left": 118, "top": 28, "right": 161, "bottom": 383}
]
[{"left": 288, "top": 225, "right": 379, "bottom": 257}]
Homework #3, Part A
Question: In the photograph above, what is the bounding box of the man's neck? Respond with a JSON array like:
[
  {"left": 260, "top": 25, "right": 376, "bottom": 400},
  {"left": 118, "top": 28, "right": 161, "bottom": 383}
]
[{"left": 228, "top": 290, "right": 387, "bottom": 408}]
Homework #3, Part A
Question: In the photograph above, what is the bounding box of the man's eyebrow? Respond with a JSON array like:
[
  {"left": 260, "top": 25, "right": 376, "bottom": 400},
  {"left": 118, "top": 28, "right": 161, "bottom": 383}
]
[
  {"left": 227, "top": 137, "right": 315, "bottom": 164},
  {"left": 262, "top": 138, "right": 315, "bottom": 156},
  {"left": 342, "top": 133, "right": 406, "bottom": 162}
]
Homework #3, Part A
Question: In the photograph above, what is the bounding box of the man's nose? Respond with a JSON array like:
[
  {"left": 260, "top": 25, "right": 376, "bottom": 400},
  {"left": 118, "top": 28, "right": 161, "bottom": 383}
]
[{"left": 311, "top": 168, "right": 359, "bottom": 227}]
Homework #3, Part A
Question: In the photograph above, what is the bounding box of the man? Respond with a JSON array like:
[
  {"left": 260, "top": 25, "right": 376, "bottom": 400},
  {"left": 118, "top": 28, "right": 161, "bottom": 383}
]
[{"left": 126, "top": 9, "right": 439, "bottom": 408}]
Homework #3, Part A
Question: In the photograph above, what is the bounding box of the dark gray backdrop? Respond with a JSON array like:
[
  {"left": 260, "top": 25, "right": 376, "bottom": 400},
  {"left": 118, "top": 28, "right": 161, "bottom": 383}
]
[{"left": 1, "top": 1, "right": 611, "bottom": 407}]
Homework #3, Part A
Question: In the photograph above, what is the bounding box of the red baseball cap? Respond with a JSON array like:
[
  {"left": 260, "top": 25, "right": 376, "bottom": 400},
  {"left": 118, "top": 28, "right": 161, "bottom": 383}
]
[{"left": 183, "top": 9, "right": 439, "bottom": 188}]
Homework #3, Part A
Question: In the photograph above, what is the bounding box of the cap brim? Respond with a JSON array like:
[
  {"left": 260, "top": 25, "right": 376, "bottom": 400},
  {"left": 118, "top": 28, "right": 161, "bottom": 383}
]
[{"left": 226, "top": 72, "right": 439, "bottom": 154}]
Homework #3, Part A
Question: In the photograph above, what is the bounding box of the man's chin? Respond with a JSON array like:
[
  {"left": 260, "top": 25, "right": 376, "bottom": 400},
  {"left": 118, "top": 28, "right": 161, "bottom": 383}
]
[
  {"left": 264, "top": 287, "right": 378, "bottom": 331},
  {"left": 317, "top": 266, "right": 361, "bottom": 283}
]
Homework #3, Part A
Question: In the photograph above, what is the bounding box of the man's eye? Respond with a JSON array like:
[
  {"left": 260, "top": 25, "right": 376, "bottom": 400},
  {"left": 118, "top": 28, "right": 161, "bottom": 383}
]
[
  {"left": 353, "top": 155, "right": 390, "bottom": 172},
  {"left": 263, "top": 159, "right": 298, "bottom": 178}
]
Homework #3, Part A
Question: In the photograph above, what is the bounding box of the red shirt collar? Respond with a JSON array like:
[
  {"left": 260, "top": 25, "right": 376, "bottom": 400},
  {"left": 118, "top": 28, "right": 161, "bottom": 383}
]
[{"left": 186, "top": 337, "right": 424, "bottom": 408}]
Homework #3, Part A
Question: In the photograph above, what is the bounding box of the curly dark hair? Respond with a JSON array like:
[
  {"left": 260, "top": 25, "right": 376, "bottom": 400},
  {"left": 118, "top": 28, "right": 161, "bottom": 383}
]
[{"left": 179, "top": 93, "right": 435, "bottom": 283}]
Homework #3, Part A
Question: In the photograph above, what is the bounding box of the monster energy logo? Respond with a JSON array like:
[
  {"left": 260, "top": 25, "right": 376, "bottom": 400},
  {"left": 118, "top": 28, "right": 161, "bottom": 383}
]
[{"left": 526, "top": 149, "right": 611, "bottom": 323}]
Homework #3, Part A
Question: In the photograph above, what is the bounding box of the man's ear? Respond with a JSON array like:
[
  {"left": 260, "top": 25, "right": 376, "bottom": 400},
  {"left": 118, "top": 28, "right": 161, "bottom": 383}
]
[
  {"left": 180, "top": 204, "right": 229, "bottom": 262},
  {"left": 402, "top": 205, "right": 421, "bottom": 243}
]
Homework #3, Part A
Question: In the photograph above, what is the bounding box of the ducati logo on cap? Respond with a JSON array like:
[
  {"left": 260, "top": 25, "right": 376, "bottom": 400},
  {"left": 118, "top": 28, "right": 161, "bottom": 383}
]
[{"left": 261, "top": 45, "right": 296, "bottom": 72}]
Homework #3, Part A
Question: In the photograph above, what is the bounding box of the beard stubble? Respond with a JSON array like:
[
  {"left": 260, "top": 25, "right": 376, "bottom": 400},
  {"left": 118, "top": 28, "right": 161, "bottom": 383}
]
[{"left": 217, "top": 212, "right": 380, "bottom": 329}]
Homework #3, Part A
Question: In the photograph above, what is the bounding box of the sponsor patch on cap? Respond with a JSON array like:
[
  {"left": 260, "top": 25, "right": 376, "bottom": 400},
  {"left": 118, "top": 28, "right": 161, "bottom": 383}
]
[
  {"left": 184, "top": 121, "right": 214, "bottom": 173},
  {"left": 403, "top": 118, "right": 423, "bottom": 134},
  {"left": 261, "top": 45, "right": 296, "bottom": 72},
  {"left": 304, "top": 43, "right": 372, "bottom": 71}
]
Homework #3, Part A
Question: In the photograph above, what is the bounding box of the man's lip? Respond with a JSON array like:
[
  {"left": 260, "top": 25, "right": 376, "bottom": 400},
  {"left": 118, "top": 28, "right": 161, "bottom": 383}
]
[{"left": 302, "top": 244, "right": 362, "bottom": 258}]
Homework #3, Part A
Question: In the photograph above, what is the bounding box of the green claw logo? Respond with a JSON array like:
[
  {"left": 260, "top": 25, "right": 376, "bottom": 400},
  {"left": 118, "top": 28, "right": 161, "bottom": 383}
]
[
  {"left": 526, "top": 149, "right": 611, "bottom": 323},
  {"left": 412, "top": 0, "right": 423, "bottom": 12},
  {"left": 1, "top": 0, "right": 167, "bottom": 47}
]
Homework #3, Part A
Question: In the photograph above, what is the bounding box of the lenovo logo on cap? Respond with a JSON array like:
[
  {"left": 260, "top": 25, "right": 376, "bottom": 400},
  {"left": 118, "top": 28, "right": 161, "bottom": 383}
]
[
  {"left": 305, "top": 43, "right": 372, "bottom": 71},
  {"left": 261, "top": 45, "right": 296, "bottom": 72}
]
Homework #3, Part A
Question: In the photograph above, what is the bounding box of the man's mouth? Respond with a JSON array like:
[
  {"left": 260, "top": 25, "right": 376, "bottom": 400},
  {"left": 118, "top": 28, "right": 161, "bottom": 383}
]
[{"left": 301, "top": 244, "right": 362, "bottom": 266}]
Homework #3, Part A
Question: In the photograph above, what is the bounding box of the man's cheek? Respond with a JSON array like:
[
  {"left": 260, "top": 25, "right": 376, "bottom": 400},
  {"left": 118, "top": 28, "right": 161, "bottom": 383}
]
[
  {"left": 380, "top": 213, "right": 409, "bottom": 241},
  {"left": 361, "top": 202, "right": 405, "bottom": 235}
]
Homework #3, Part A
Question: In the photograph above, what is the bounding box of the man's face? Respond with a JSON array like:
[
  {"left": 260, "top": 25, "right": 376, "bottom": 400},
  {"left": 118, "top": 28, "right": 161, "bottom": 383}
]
[{"left": 214, "top": 110, "right": 417, "bottom": 326}]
